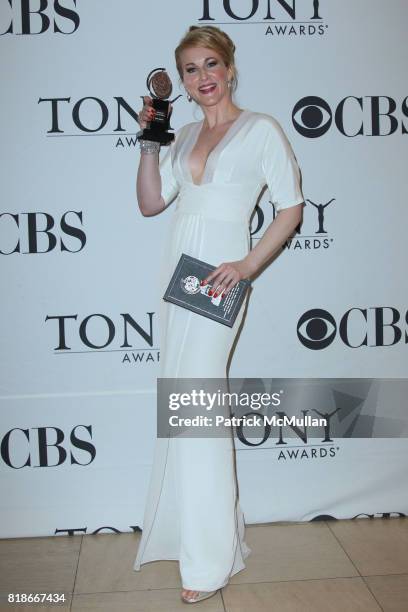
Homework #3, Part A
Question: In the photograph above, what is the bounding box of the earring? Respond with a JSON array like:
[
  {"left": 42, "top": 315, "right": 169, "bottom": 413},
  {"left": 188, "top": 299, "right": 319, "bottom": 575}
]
[{"left": 187, "top": 92, "right": 192, "bottom": 102}]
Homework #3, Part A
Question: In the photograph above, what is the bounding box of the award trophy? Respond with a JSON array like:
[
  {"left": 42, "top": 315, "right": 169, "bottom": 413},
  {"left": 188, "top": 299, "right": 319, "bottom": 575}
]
[{"left": 137, "top": 67, "right": 182, "bottom": 146}]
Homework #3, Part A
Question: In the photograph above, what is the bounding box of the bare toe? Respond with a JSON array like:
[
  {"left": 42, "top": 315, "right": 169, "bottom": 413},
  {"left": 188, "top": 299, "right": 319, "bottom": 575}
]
[{"left": 182, "top": 589, "right": 199, "bottom": 601}]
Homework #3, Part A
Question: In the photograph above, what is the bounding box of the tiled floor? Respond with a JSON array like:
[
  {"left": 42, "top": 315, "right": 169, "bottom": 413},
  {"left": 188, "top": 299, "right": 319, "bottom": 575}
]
[{"left": 0, "top": 517, "right": 407, "bottom": 611}]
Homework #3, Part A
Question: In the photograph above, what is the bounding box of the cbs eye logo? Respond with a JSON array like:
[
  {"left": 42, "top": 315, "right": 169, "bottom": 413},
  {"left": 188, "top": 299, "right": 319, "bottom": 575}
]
[
  {"left": 292, "top": 96, "right": 332, "bottom": 138},
  {"left": 293, "top": 94, "right": 408, "bottom": 137},
  {"left": 297, "top": 308, "right": 336, "bottom": 349}
]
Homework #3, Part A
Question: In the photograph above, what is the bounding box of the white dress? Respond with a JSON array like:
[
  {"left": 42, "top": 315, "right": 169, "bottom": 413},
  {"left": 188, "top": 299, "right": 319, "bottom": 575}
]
[{"left": 133, "top": 109, "right": 304, "bottom": 590}]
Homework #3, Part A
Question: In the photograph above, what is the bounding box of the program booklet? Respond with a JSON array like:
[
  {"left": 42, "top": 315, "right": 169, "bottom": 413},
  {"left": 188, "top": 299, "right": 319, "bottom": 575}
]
[{"left": 163, "top": 253, "right": 251, "bottom": 327}]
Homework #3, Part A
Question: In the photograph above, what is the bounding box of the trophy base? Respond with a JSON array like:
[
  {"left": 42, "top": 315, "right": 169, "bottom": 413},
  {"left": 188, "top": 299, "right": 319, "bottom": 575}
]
[{"left": 136, "top": 128, "right": 174, "bottom": 146}]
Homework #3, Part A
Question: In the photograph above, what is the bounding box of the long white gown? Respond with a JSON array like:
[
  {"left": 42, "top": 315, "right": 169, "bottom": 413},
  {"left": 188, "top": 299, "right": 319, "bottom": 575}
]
[{"left": 133, "top": 109, "right": 304, "bottom": 590}]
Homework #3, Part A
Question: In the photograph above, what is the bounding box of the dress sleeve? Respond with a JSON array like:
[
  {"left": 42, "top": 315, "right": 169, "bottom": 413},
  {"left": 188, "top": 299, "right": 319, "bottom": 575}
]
[
  {"left": 261, "top": 117, "right": 304, "bottom": 212},
  {"left": 159, "top": 136, "right": 180, "bottom": 207}
]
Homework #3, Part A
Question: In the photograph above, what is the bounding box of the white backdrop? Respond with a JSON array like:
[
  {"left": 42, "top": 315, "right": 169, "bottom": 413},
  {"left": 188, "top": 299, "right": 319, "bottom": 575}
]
[{"left": 1, "top": 0, "right": 407, "bottom": 538}]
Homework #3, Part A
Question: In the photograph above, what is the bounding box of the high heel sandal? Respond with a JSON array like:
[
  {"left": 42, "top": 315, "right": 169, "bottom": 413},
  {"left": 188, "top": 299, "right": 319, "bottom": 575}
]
[{"left": 181, "top": 589, "right": 219, "bottom": 604}]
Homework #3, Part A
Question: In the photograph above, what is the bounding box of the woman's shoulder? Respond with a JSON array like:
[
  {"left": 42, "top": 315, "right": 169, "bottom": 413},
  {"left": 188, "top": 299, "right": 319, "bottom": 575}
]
[
  {"left": 246, "top": 110, "right": 295, "bottom": 151},
  {"left": 175, "top": 119, "right": 200, "bottom": 133},
  {"left": 246, "top": 109, "right": 286, "bottom": 133},
  {"left": 172, "top": 120, "right": 199, "bottom": 142}
]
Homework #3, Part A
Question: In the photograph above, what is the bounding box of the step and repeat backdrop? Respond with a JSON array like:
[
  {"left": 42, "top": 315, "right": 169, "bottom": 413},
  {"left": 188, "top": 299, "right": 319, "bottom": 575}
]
[{"left": 1, "top": 1, "right": 407, "bottom": 538}]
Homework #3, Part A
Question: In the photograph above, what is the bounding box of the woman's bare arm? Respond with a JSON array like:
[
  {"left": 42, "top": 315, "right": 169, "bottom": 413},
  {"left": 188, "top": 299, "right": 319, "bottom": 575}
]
[
  {"left": 243, "top": 203, "right": 303, "bottom": 275},
  {"left": 202, "top": 203, "right": 303, "bottom": 297},
  {"left": 136, "top": 150, "right": 166, "bottom": 216},
  {"left": 136, "top": 95, "right": 167, "bottom": 217}
]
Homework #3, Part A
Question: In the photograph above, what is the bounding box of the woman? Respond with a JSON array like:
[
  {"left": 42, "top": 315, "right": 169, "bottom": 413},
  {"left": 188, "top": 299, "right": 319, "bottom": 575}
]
[{"left": 134, "top": 25, "right": 304, "bottom": 604}]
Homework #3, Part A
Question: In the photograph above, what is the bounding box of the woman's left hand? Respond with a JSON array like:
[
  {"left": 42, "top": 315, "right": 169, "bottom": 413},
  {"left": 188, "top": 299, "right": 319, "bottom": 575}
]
[{"left": 201, "top": 258, "right": 254, "bottom": 298}]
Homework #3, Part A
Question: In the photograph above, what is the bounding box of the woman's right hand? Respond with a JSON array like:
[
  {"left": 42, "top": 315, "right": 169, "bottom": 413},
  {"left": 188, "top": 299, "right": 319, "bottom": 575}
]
[{"left": 138, "top": 96, "right": 156, "bottom": 129}]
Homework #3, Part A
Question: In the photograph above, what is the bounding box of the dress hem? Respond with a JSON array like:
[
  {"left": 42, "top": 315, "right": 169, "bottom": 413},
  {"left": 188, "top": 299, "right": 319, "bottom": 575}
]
[{"left": 133, "top": 546, "right": 252, "bottom": 591}]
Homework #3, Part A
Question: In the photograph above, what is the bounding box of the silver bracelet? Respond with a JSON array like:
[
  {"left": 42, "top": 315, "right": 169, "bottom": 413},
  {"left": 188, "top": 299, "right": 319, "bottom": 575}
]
[{"left": 139, "top": 139, "right": 160, "bottom": 154}]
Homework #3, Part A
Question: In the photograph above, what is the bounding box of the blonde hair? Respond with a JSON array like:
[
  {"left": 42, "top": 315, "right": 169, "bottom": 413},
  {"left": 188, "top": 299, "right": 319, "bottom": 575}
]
[{"left": 175, "top": 25, "right": 238, "bottom": 93}]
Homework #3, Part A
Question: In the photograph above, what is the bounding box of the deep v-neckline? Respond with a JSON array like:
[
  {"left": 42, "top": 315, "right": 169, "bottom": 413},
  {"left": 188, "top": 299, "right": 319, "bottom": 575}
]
[{"left": 187, "top": 109, "right": 249, "bottom": 186}]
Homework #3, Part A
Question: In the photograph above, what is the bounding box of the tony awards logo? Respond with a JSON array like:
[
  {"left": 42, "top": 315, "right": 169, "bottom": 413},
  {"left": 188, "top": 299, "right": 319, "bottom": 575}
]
[
  {"left": 180, "top": 275, "right": 223, "bottom": 307},
  {"left": 136, "top": 67, "right": 182, "bottom": 146},
  {"left": 181, "top": 276, "right": 201, "bottom": 295}
]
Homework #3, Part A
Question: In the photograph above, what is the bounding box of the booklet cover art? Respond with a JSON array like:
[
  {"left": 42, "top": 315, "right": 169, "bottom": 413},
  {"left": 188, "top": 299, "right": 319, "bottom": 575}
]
[{"left": 163, "top": 253, "right": 251, "bottom": 327}]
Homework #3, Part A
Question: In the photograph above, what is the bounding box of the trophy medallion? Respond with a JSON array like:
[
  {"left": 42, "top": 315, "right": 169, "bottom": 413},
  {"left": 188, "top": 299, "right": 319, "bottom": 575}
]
[{"left": 137, "top": 67, "right": 182, "bottom": 146}]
